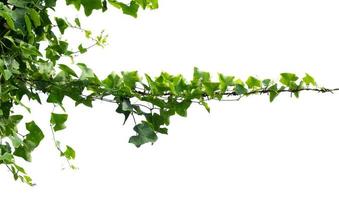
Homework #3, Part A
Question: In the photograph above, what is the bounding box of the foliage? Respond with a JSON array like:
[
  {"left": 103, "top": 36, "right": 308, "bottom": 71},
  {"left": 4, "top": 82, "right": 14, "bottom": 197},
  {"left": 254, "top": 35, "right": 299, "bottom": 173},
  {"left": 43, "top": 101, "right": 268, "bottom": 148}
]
[{"left": 0, "top": 0, "right": 336, "bottom": 185}]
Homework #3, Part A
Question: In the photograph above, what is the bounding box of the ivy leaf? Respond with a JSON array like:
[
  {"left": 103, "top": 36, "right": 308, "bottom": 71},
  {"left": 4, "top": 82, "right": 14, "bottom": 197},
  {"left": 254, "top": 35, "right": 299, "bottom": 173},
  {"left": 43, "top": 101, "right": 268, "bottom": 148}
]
[
  {"left": 50, "top": 113, "right": 68, "bottom": 132},
  {"left": 235, "top": 84, "right": 248, "bottom": 95},
  {"left": 193, "top": 67, "right": 210, "bottom": 84},
  {"left": 78, "top": 63, "right": 96, "bottom": 80},
  {"left": 280, "top": 73, "right": 298, "bottom": 87},
  {"left": 302, "top": 73, "right": 316, "bottom": 86},
  {"left": 14, "top": 146, "right": 31, "bottom": 162},
  {"left": 129, "top": 122, "right": 157, "bottom": 147},
  {"left": 81, "top": 0, "right": 103, "bottom": 16},
  {"left": 24, "top": 121, "right": 44, "bottom": 151},
  {"left": 108, "top": 0, "right": 140, "bottom": 17},
  {"left": 200, "top": 100, "right": 210, "bottom": 113},
  {"left": 14, "top": 121, "right": 44, "bottom": 161},
  {"left": 218, "top": 74, "right": 234, "bottom": 93},
  {"left": 145, "top": 113, "right": 166, "bottom": 131},
  {"left": 78, "top": 44, "right": 87, "bottom": 54},
  {"left": 246, "top": 76, "right": 261, "bottom": 89},
  {"left": 3, "top": 69, "right": 12, "bottom": 80},
  {"left": 28, "top": 9, "right": 41, "bottom": 27},
  {"left": 262, "top": 79, "right": 271, "bottom": 87},
  {"left": 175, "top": 100, "right": 191, "bottom": 117},
  {"left": 102, "top": 72, "right": 121, "bottom": 89},
  {"left": 59, "top": 64, "right": 78, "bottom": 77},
  {"left": 44, "top": 0, "right": 57, "bottom": 7},
  {"left": 55, "top": 17, "right": 68, "bottom": 34},
  {"left": 269, "top": 84, "right": 278, "bottom": 102},
  {"left": 66, "top": 0, "right": 82, "bottom": 10},
  {"left": 122, "top": 71, "right": 140, "bottom": 89},
  {"left": 74, "top": 17, "right": 81, "bottom": 27},
  {"left": 0, "top": 11, "right": 15, "bottom": 30},
  {"left": 62, "top": 145, "right": 76, "bottom": 160},
  {"left": 116, "top": 99, "right": 132, "bottom": 125}
]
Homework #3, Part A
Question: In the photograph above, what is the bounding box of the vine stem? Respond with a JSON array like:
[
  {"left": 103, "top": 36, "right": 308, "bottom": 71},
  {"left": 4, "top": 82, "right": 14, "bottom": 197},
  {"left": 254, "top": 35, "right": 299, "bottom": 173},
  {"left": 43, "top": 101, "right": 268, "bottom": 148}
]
[{"left": 50, "top": 105, "right": 72, "bottom": 168}]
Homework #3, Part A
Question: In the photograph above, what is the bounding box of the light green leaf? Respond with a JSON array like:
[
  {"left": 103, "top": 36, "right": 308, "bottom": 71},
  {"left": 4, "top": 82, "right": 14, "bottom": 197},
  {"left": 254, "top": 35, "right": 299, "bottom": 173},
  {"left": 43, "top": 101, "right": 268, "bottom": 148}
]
[
  {"left": 280, "top": 73, "right": 298, "bottom": 87},
  {"left": 63, "top": 145, "right": 76, "bottom": 160},
  {"left": 246, "top": 76, "right": 261, "bottom": 89},
  {"left": 302, "top": 73, "right": 316, "bottom": 86},
  {"left": 3, "top": 69, "right": 12, "bottom": 80},
  {"left": 28, "top": 9, "right": 40, "bottom": 27}
]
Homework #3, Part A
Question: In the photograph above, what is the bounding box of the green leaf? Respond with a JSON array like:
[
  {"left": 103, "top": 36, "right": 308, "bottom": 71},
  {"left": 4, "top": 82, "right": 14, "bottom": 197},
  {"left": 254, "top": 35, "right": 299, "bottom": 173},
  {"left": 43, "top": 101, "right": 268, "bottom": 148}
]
[
  {"left": 74, "top": 17, "right": 81, "bottom": 27},
  {"left": 14, "top": 146, "right": 31, "bottom": 162},
  {"left": 129, "top": 122, "right": 157, "bottom": 147},
  {"left": 0, "top": 11, "right": 15, "bottom": 30},
  {"left": 66, "top": 0, "right": 81, "bottom": 10},
  {"left": 302, "top": 73, "right": 316, "bottom": 86},
  {"left": 50, "top": 113, "right": 68, "bottom": 132},
  {"left": 116, "top": 99, "right": 132, "bottom": 125},
  {"left": 193, "top": 67, "right": 210, "bottom": 84},
  {"left": 9, "top": 135, "right": 23, "bottom": 148},
  {"left": 78, "top": 63, "right": 95, "bottom": 80},
  {"left": 218, "top": 74, "right": 234, "bottom": 93},
  {"left": 262, "top": 79, "right": 271, "bottom": 87},
  {"left": 24, "top": 14, "right": 32, "bottom": 35},
  {"left": 3, "top": 69, "right": 12, "bottom": 80},
  {"left": 63, "top": 145, "right": 76, "bottom": 160},
  {"left": 145, "top": 113, "right": 166, "bottom": 131},
  {"left": 175, "top": 100, "right": 191, "bottom": 117},
  {"left": 234, "top": 84, "right": 248, "bottom": 95},
  {"left": 78, "top": 44, "right": 87, "bottom": 54},
  {"left": 24, "top": 121, "right": 44, "bottom": 151},
  {"left": 44, "top": 0, "right": 57, "bottom": 7},
  {"left": 59, "top": 64, "right": 78, "bottom": 77},
  {"left": 102, "top": 72, "right": 121, "bottom": 89},
  {"left": 108, "top": 0, "right": 140, "bottom": 17},
  {"left": 200, "top": 100, "right": 210, "bottom": 113},
  {"left": 55, "top": 17, "right": 68, "bottom": 34},
  {"left": 81, "top": 0, "right": 103, "bottom": 16},
  {"left": 28, "top": 9, "right": 41, "bottom": 27},
  {"left": 269, "top": 84, "right": 278, "bottom": 102},
  {"left": 0, "top": 152, "right": 14, "bottom": 163},
  {"left": 280, "top": 73, "right": 298, "bottom": 87},
  {"left": 122, "top": 71, "right": 140, "bottom": 89},
  {"left": 246, "top": 76, "right": 261, "bottom": 89}
]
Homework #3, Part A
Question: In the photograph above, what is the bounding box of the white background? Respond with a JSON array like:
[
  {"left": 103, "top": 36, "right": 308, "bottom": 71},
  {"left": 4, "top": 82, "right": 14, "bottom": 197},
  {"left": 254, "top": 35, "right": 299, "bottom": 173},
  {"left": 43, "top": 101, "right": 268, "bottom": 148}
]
[{"left": 2, "top": 0, "right": 339, "bottom": 199}]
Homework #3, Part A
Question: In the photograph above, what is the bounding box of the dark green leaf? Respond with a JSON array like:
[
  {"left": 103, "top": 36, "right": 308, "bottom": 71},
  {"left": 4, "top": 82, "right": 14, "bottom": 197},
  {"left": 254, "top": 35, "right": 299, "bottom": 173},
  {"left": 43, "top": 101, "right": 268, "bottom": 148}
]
[
  {"left": 24, "top": 121, "right": 44, "bottom": 151},
  {"left": 55, "top": 17, "right": 68, "bottom": 34},
  {"left": 175, "top": 100, "right": 191, "bottom": 117},
  {"left": 129, "top": 122, "right": 157, "bottom": 147},
  {"left": 235, "top": 84, "right": 248, "bottom": 95},
  {"left": 81, "top": 0, "right": 103, "bottom": 16}
]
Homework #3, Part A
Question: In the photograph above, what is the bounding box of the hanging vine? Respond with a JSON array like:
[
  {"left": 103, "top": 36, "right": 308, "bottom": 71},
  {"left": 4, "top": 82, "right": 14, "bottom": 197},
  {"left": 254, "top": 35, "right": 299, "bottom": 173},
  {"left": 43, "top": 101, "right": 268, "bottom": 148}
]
[{"left": 0, "top": 0, "right": 337, "bottom": 185}]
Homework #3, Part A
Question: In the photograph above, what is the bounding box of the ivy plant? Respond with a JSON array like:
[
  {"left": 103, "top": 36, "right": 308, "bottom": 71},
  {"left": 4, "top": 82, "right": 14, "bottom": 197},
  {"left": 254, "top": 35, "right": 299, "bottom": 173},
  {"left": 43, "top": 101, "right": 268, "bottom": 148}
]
[{"left": 0, "top": 0, "right": 338, "bottom": 185}]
